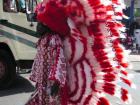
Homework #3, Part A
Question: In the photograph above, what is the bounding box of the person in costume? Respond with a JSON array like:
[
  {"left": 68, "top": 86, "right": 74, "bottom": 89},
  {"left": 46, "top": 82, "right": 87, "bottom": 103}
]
[
  {"left": 26, "top": 0, "right": 136, "bottom": 105},
  {"left": 25, "top": 22, "right": 67, "bottom": 105}
]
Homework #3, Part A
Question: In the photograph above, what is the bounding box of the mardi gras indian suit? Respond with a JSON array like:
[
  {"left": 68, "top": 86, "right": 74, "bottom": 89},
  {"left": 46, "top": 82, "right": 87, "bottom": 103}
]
[
  {"left": 27, "top": 0, "right": 136, "bottom": 105},
  {"left": 26, "top": 33, "right": 67, "bottom": 105}
]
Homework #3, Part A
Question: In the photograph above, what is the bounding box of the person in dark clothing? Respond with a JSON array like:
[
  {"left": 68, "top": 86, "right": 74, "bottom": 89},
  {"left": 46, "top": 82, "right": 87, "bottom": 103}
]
[{"left": 130, "top": 20, "right": 139, "bottom": 36}]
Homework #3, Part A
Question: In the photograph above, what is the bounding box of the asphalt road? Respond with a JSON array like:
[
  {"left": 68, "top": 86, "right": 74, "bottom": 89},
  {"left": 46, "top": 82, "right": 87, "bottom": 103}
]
[
  {"left": 0, "top": 62, "right": 140, "bottom": 105},
  {"left": 0, "top": 72, "right": 35, "bottom": 105}
]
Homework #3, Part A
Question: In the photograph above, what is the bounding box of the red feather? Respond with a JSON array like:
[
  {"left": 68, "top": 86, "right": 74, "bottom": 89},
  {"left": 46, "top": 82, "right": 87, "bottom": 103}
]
[
  {"left": 97, "top": 97, "right": 110, "bottom": 105},
  {"left": 122, "top": 78, "right": 132, "bottom": 87},
  {"left": 121, "top": 70, "right": 128, "bottom": 76},
  {"left": 121, "top": 88, "right": 129, "bottom": 102}
]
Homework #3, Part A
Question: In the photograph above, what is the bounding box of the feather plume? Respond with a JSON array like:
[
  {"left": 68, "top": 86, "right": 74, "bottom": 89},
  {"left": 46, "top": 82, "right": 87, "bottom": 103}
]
[{"left": 35, "top": 0, "right": 134, "bottom": 104}]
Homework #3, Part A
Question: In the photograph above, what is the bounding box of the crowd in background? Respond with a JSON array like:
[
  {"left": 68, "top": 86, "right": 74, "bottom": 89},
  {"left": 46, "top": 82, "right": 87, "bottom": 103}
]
[{"left": 122, "top": 20, "right": 140, "bottom": 53}]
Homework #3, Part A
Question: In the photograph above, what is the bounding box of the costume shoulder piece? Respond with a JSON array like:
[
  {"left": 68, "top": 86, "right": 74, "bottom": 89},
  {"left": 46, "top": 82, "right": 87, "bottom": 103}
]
[{"left": 35, "top": 0, "right": 136, "bottom": 105}]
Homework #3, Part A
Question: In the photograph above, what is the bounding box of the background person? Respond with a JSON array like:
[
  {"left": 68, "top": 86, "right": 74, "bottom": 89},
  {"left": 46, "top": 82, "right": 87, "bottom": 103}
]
[
  {"left": 125, "top": 33, "right": 133, "bottom": 50},
  {"left": 130, "top": 20, "right": 139, "bottom": 36},
  {"left": 3, "top": 0, "right": 16, "bottom": 12},
  {"left": 134, "top": 29, "right": 140, "bottom": 53}
]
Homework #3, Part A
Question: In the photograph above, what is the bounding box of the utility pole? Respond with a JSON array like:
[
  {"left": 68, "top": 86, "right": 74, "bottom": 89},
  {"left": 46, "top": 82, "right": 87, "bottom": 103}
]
[{"left": 129, "top": 0, "right": 135, "bottom": 27}]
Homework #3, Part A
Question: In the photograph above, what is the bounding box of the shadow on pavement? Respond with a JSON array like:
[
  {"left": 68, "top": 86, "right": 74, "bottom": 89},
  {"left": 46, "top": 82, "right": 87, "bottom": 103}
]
[
  {"left": 134, "top": 70, "right": 140, "bottom": 73},
  {"left": 0, "top": 74, "right": 35, "bottom": 97},
  {"left": 130, "top": 52, "right": 140, "bottom": 55}
]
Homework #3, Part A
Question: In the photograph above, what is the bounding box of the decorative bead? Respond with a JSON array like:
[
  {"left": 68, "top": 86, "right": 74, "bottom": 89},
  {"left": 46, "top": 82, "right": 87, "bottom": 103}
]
[
  {"left": 112, "top": 48, "right": 115, "bottom": 52},
  {"left": 113, "top": 58, "right": 116, "bottom": 61},
  {"left": 91, "top": 43, "right": 94, "bottom": 46},
  {"left": 118, "top": 62, "right": 121, "bottom": 65}
]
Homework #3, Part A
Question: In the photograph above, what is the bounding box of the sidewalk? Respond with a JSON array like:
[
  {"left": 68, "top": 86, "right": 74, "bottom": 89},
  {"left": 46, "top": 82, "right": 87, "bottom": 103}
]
[{"left": 128, "top": 53, "right": 140, "bottom": 62}]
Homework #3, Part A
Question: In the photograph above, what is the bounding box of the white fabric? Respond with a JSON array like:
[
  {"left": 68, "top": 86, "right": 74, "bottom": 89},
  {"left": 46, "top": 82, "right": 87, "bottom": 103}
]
[{"left": 134, "top": 29, "right": 140, "bottom": 45}]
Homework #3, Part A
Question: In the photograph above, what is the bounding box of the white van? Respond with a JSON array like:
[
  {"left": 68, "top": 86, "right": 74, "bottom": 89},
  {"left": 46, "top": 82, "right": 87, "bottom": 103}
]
[{"left": 0, "top": 0, "right": 40, "bottom": 89}]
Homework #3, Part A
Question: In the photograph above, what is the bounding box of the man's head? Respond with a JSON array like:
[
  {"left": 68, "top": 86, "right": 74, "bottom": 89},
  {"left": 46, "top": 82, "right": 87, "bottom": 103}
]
[
  {"left": 3, "top": 0, "right": 8, "bottom": 3},
  {"left": 36, "top": 22, "right": 51, "bottom": 36},
  {"left": 134, "top": 29, "right": 140, "bottom": 35},
  {"left": 133, "top": 20, "right": 136, "bottom": 23}
]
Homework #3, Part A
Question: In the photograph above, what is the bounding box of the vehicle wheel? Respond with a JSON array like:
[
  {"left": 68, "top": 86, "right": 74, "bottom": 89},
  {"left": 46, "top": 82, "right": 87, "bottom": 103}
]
[{"left": 0, "top": 49, "right": 16, "bottom": 89}]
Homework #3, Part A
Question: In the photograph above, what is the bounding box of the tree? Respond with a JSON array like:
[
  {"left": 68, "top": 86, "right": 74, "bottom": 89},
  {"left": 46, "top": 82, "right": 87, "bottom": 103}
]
[{"left": 134, "top": 9, "right": 140, "bottom": 18}]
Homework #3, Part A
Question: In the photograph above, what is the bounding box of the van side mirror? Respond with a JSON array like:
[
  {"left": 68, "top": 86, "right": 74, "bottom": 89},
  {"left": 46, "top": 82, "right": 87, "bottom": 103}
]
[{"left": 26, "top": 13, "right": 37, "bottom": 22}]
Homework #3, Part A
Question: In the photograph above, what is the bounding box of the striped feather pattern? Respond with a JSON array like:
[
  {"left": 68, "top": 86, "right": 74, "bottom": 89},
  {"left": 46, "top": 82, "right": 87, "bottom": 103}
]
[{"left": 35, "top": 0, "right": 135, "bottom": 104}]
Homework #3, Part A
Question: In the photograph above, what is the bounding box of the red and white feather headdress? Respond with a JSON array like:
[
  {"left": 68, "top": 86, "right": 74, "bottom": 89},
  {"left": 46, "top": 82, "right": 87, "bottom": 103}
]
[{"left": 35, "top": 0, "right": 135, "bottom": 105}]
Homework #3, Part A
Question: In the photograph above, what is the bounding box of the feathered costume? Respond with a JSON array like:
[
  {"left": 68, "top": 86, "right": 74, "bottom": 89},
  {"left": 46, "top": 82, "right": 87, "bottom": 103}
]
[{"left": 33, "top": 0, "right": 135, "bottom": 105}]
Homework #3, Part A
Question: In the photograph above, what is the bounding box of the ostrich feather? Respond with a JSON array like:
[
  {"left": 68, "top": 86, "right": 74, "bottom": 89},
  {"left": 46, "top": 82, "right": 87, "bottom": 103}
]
[{"left": 35, "top": 0, "right": 134, "bottom": 104}]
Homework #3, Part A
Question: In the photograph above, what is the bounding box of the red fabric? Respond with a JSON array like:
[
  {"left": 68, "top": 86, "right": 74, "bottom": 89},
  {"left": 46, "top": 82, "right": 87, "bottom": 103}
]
[
  {"left": 61, "top": 83, "right": 68, "bottom": 105},
  {"left": 27, "top": 33, "right": 67, "bottom": 105}
]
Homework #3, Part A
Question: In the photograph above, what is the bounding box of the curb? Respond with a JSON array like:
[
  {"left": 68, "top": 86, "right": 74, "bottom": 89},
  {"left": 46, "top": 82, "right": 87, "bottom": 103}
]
[{"left": 128, "top": 54, "right": 140, "bottom": 62}]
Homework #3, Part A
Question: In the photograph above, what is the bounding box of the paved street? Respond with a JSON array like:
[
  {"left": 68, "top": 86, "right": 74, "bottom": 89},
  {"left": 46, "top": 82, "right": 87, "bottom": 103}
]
[
  {"left": 106, "top": 62, "right": 140, "bottom": 105},
  {"left": 0, "top": 56, "right": 140, "bottom": 105},
  {"left": 0, "top": 72, "right": 35, "bottom": 105}
]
